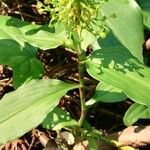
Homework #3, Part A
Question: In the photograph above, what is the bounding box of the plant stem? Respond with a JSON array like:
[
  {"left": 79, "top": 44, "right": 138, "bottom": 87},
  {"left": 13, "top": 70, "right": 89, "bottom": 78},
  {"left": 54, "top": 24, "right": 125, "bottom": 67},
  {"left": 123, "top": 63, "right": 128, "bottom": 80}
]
[
  {"left": 77, "top": 49, "right": 86, "bottom": 127},
  {"left": 75, "top": 24, "right": 87, "bottom": 127}
]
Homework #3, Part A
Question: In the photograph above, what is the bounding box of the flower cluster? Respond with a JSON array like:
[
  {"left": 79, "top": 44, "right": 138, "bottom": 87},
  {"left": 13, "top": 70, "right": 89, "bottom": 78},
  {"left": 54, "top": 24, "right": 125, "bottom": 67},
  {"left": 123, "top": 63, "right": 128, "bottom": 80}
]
[{"left": 37, "top": 0, "right": 109, "bottom": 38}]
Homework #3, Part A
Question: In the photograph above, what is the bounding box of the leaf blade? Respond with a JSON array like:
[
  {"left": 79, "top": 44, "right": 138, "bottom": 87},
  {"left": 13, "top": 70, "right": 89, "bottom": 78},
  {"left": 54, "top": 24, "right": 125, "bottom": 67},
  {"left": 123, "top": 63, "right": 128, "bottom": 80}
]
[
  {"left": 0, "top": 39, "right": 44, "bottom": 88},
  {"left": 42, "top": 107, "right": 77, "bottom": 130},
  {"left": 124, "top": 103, "right": 150, "bottom": 126},
  {"left": 86, "top": 47, "right": 150, "bottom": 107},
  {"left": 86, "top": 82, "right": 127, "bottom": 106},
  {"left": 101, "top": 0, "right": 144, "bottom": 61},
  {"left": 0, "top": 79, "right": 78, "bottom": 145}
]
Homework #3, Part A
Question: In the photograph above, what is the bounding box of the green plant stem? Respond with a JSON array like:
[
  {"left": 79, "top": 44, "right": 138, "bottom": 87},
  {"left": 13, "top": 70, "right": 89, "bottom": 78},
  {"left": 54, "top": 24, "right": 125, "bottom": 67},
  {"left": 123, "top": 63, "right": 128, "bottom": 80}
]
[
  {"left": 74, "top": 25, "right": 86, "bottom": 127},
  {"left": 77, "top": 50, "right": 86, "bottom": 127}
]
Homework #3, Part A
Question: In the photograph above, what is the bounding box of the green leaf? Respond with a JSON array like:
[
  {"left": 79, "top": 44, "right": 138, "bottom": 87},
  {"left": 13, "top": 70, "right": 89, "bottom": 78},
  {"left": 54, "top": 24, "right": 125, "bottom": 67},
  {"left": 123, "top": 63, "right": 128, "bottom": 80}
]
[
  {"left": 86, "top": 82, "right": 127, "bottom": 106},
  {"left": 0, "top": 79, "right": 78, "bottom": 145},
  {"left": 86, "top": 47, "right": 150, "bottom": 107},
  {"left": 24, "top": 30, "right": 63, "bottom": 49},
  {"left": 24, "top": 23, "right": 67, "bottom": 50},
  {"left": 136, "top": 0, "right": 150, "bottom": 30},
  {"left": 124, "top": 103, "right": 150, "bottom": 126},
  {"left": 81, "top": 29, "right": 96, "bottom": 50},
  {"left": 143, "top": 10, "right": 150, "bottom": 30},
  {"left": 136, "top": 0, "right": 150, "bottom": 10},
  {"left": 0, "top": 15, "right": 66, "bottom": 50},
  {"left": 0, "top": 39, "right": 44, "bottom": 88},
  {"left": 97, "top": 32, "right": 123, "bottom": 48},
  {"left": 87, "top": 137, "right": 98, "bottom": 150},
  {"left": 0, "top": 15, "right": 40, "bottom": 46},
  {"left": 101, "top": 0, "right": 144, "bottom": 61},
  {"left": 42, "top": 107, "right": 77, "bottom": 130}
]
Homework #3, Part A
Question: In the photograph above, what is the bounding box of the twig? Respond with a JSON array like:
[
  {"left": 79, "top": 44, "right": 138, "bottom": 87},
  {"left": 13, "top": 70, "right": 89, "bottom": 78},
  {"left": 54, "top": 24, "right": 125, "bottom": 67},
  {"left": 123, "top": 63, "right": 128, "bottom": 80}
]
[
  {"left": 28, "top": 136, "right": 35, "bottom": 150},
  {"left": 17, "top": 4, "right": 24, "bottom": 21}
]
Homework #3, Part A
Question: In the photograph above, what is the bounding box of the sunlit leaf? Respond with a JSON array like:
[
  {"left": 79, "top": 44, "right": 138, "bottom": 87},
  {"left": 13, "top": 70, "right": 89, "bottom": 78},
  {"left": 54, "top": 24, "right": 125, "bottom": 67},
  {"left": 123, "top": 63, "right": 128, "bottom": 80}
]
[
  {"left": 0, "top": 79, "right": 78, "bottom": 145},
  {"left": 101, "top": 0, "right": 144, "bottom": 61},
  {"left": 24, "top": 23, "right": 67, "bottom": 50},
  {"left": 81, "top": 29, "right": 96, "bottom": 50},
  {"left": 42, "top": 107, "right": 77, "bottom": 130},
  {"left": 124, "top": 103, "right": 150, "bottom": 126},
  {"left": 143, "top": 10, "right": 150, "bottom": 30},
  {"left": 0, "top": 39, "right": 43, "bottom": 88},
  {"left": 86, "top": 47, "right": 150, "bottom": 107},
  {"left": 0, "top": 15, "right": 66, "bottom": 50},
  {"left": 86, "top": 82, "right": 127, "bottom": 106}
]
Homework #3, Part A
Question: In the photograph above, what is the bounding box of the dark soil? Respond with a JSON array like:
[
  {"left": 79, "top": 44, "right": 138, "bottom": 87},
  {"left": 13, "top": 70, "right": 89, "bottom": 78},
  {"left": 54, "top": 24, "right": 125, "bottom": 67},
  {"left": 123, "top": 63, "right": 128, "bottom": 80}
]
[{"left": 0, "top": 0, "right": 150, "bottom": 150}]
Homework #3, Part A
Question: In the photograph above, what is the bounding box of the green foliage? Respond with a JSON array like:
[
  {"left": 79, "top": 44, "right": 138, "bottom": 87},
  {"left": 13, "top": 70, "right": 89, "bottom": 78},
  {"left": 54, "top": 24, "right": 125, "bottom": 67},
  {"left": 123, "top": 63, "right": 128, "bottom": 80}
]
[
  {"left": 0, "top": 0, "right": 149, "bottom": 148},
  {"left": 0, "top": 15, "right": 66, "bottom": 50},
  {"left": 86, "top": 82, "right": 127, "bottom": 106},
  {"left": 101, "top": 0, "right": 144, "bottom": 61},
  {"left": 136, "top": 0, "right": 150, "bottom": 30},
  {"left": 0, "top": 79, "right": 78, "bottom": 145},
  {"left": 87, "top": 137, "right": 99, "bottom": 150},
  {"left": 87, "top": 47, "right": 150, "bottom": 106},
  {"left": 0, "top": 15, "right": 68, "bottom": 88},
  {"left": 24, "top": 23, "right": 67, "bottom": 50},
  {"left": 143, "top": 11, "right": 150, "bottom": 30},
  {"left": 97, "top": 31, "right": 123, "bottom": 48},
  {"left": 42, "top": 107, "right": 77, "bottom": 130},
  {"left": 37, "top": 0, "right": 109, "bottom": 37},
  {"left": 124, "top": 103, "right": 150, "bottom": 126},
  {"left": 0, "top": 39, "right": 43, "bottom": 88},
  {"left": 136, "top": 0, "right": 150, "bottom": 10}
]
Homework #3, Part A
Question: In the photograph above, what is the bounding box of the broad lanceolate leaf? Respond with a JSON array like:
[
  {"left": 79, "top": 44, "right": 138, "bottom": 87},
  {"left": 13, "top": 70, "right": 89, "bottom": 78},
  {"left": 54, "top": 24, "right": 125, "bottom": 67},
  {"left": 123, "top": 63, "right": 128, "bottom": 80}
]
[
  {"left": 0, "top": 79, "right": 78, "bottom": 145},
  {"left": 0, "top": 15, "right": 66, "bottom": 49},
  {"left": 42, "top": 107, "right": 77, "bottom": 130},
  {"left": 0, "top": 39, "right": 44, "bottom": 88},
  {"left": 101, "top": 0, "right": 144, "bottom": 62},
  {"left": 86, "top": 82, "right": 127, "bottom": 106},
  {"left": 124, "top": 103, "right": 150, "bottom": 126},
  {"left": 86, "top": 47, "right": 150, "bottom": 107}
]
